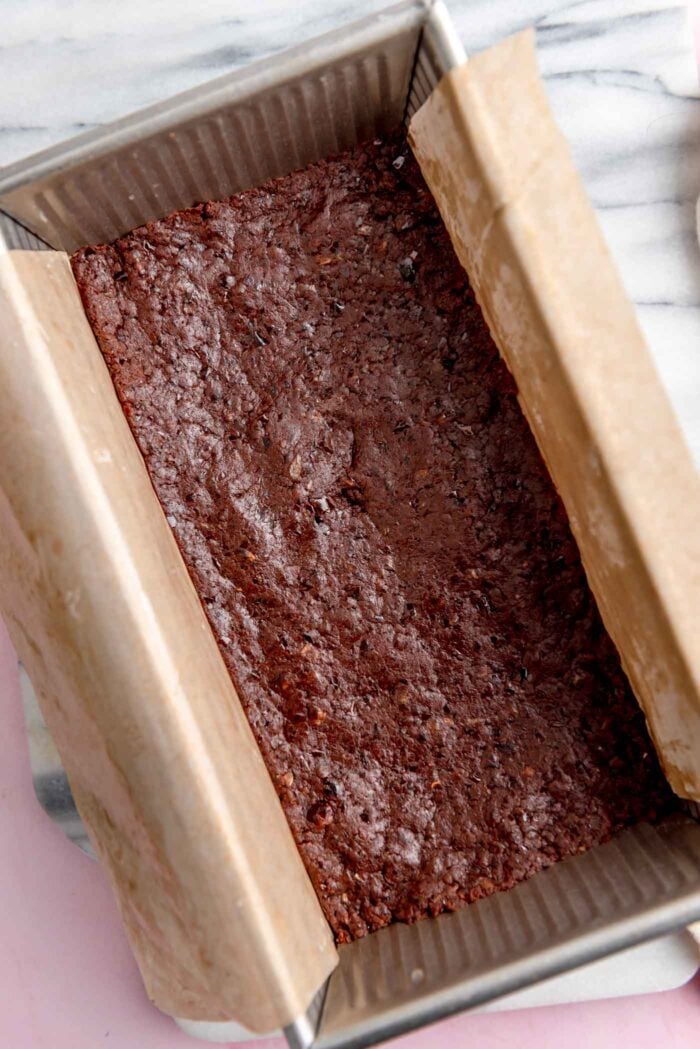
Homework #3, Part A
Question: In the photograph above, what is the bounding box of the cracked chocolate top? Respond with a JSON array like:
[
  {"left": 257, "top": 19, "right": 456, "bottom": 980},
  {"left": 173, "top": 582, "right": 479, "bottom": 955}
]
[{"left": 71, "top": 134, "right": 674, "bottom": 942}]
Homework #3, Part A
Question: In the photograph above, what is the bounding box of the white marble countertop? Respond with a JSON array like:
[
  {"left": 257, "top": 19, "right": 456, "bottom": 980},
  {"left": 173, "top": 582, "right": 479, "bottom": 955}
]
[
  {"left": 0, "top": 3, "right": 699, "bottom": 1038},
  {"left": 1, "top": 0, "right": 699, "bottom": 462}
]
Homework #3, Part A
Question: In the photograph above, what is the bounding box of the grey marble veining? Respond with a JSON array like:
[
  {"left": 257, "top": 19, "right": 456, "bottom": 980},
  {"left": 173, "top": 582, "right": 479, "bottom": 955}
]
[{"left": 1, "top": 0, "right": 699, "bottom": 461}]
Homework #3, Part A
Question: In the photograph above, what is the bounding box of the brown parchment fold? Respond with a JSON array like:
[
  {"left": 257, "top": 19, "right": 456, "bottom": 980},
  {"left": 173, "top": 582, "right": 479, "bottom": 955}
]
[
  {"left": 1, "top": 25, "right": 699, "bottom": 1030},
  {"left": 409, "top": 29, "right": 700, "bottom": 799},
  {"left": 0, "top": 249, "right": 337, "bottom": 1029}
]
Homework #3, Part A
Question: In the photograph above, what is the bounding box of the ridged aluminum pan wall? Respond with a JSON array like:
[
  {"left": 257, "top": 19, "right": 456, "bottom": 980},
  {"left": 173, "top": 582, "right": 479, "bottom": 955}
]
[
  {"left": 301, "top": 816, "right": 700, "bottom": 1049},
  {"left": 0, "top": 210, "right": 50, "bottom": 251},
  {"left": 0, "top": 4, "right": 698, "bottom": 1049},
  {"left": 0, "top": 2, "right": 432, "bottom": 253}
]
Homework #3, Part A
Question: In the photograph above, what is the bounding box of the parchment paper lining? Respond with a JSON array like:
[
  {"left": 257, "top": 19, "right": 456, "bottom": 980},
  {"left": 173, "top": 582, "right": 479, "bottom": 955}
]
[
  {"left": 409, "top": 29, "right": 700, "bottom": 800},
  {"left": 1, "top": 24, "right": 699, "bottom": 1037},
  {"left": 0, "top": 250, "right": 337, "bottom": 1029}
]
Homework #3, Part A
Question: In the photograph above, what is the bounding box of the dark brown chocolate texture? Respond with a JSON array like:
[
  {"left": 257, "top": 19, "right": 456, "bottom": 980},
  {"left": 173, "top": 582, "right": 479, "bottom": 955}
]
[{"left": 71, "top": 134, "right": 674, "bottom": 943}]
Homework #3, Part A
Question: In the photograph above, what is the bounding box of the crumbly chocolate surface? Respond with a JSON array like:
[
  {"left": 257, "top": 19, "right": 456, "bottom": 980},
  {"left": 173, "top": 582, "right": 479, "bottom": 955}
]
[{"left": 71, "top": 134, "right": 674, "bottom": 943}]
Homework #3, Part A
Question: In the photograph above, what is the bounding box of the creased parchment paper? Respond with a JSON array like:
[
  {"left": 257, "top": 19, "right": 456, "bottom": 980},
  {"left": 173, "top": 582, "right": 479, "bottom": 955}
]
[
  {"left": 410, "top": 29, "right": 700, "bottom": 799},
  {"left": 0, "top": 249, "right": 337, "bottom": 1029},
  {"left": 1, "top": 23, "right": 699, "bottom": 1033}
]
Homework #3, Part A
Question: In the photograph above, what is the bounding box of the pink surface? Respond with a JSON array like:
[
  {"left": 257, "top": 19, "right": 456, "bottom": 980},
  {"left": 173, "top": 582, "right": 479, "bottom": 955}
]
[
  {"left": 1, "top": 198, "right": 699, "bottom": 1049},
  {"left": 2, "top": 623, "right": 700, "bottom": 1049},
  {"left": 3, "top": 7, "right": 700, "bottom": 1047}
]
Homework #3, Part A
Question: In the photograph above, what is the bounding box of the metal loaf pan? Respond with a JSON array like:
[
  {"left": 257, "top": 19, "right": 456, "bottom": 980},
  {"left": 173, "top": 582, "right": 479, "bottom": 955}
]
[{"left": 1, "top": 2, "right": 700, "bottom": 1047}]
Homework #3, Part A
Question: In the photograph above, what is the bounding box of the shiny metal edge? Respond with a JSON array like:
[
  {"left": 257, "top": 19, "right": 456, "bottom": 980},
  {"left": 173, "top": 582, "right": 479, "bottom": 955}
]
[
  {"left": 0, "top": 0, "right": 429, "bottom": 252},
  {"left": 308, "top": 816, "right": 700, "bottom": 1049},
  {"left": 0, "top": 209, "right": 52, "bottom": 251},
  {"left": 284, "top": 983, "right": 329, "bottom": 1049},
  {"left": 18, "top": 665, "right": 94, "bottom": 856},
  {"left": 405, "top": 0, "right": 466, "bottom": 118}
]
